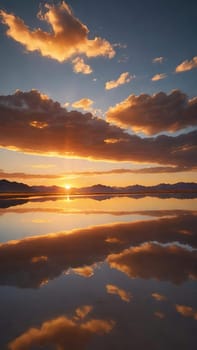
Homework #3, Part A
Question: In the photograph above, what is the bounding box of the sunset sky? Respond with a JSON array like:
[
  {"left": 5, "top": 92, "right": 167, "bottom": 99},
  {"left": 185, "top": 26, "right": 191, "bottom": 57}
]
[{"left": 0, "top": 0, "right": 196, "bottom": 188}]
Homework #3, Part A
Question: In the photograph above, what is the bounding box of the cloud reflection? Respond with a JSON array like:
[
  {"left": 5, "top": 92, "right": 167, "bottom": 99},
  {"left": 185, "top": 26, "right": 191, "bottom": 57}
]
[
  {"left": 175, "top": 305, "right": 197, "bottom": 320},
  {"left": 106, "top": 284, "right": 132, "bottom": 302},
  {"left": 0, "top": 213, "right": 196, "bottom": 288},
  {"left": 8, "top": 306, "right": 114, "bottom": 350},
  {"left": 107, "top": 242, "right": 197, "bottom": 284}
]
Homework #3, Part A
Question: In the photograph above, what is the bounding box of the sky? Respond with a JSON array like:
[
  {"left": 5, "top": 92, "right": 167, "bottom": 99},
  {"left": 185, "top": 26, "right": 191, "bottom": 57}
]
[{"left": 0, "top": 0, "right": 197, "bottom": 188}]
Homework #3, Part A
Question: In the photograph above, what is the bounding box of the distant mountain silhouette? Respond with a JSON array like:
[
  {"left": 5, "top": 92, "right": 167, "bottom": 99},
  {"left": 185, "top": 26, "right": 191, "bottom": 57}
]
[
  {"left": 0, "top": 179, "right": 32, "bottom": 193},
  {"left": 74, "top": 182, "right": 197, "bottom": 194},
  {"left": 0, "top": 179, "right": 197, "bottom": 195},
  {"left": 0, "top": 179, "right": 63, "bottom": 193}
]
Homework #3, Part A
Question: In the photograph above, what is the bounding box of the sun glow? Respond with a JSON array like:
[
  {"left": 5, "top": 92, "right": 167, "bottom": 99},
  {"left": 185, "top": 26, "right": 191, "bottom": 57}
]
[{"left": 65, "top": 184, "right": 71, "bottom": 190}]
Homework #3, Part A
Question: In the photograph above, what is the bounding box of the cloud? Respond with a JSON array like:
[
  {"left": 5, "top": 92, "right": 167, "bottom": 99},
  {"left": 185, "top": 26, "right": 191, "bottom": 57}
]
[
  {"left": 151, "top": 293, "right": 167, "bottom": 301},
  {"left": 0, "top": 164, "right": 195, "bottom": 183},
  {"left": 152, "top": 57, "right": 164, "bottom": 64},
  {"left": 0, "top": 2, "right": 115, "bottom": 66},
  {"left": 75, "top": 305, "right": 93, "bottom": 320},
  {"left": 107, "top": 242, "right": 197, "bottom": 284},
  {"left": 175, "top": 56, "right": 197, "bottom": 73},
  {"left": 113, "top": 43, "right": 127, "bottom": 49},
  {"left": 63, "top": 102, "right": 70, "bottom": 108},
  {"left": 107, "top": 90, "right": 197, "bottom": 135},
  {"left": 72, "top": 98, "right": 94, "bottom": 111},
  {"left": 106, "top": 284, "right": 132, "bottom": 302},
  {"left": 105, "top": 72, "right": 134, "bottom": 90},
  {"left": 151, "top": 73, "right": 167, "bottom": 81},
  {"left": 71, "top": 265, "right": 95, "bottom": 278},
  {"left": 8, "top": 306, "right": 114, "bottom": 350},
  {"left": 0, "top": 90, "right": 197, "bottom": 168},
  {"left": 175, "top": 304, "right": 197, "bottom": 320},
  {"left": 0, "top": 170, "right": 63, "bottom": 180},
  {"left": 0, "top": 213, "right": 196, "bottom": 288},
  {"left": 72, "top": 57, "right": 92, "bottom": 74}
]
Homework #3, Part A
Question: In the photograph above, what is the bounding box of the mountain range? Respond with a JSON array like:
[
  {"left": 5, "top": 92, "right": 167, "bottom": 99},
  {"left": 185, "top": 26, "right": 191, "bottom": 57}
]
[{"left": 0, "top": 179, "right": 197, "bottom": 194}]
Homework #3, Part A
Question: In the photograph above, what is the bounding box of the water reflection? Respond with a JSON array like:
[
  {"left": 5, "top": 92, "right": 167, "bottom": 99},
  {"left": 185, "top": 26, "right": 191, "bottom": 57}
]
[
  {"left": 0, "top": 213, "right": 196, "bottom": 288},
  {"left": 106, "top": 284, "right": 132, "bottom": 302},
  {"left": 8, "top": 305, "right": 114, "bottom": 350},
  {"left": 0, "top": 197, "right": 196, "bottom": 349},
  {"left": 107, "top": 242, "right": 197, "bottom": 284},
  {"left": 175, "top": 304, "right": 197, "bottom": 320}
]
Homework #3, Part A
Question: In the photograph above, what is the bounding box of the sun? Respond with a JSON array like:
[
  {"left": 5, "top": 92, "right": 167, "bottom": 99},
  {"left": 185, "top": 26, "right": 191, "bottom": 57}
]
[{"left": 65, "top": 184, "right": 71, "bottom": 190}]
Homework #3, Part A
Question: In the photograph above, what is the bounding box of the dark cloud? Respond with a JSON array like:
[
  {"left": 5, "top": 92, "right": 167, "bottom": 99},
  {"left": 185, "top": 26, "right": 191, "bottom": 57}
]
[
  {"left": 107, "top": 90, "right": 197, "bottom": 135},
  {"left": 0, "top": 213, "right": 196, "bottom": 288},
  {"left": 107, "top": 242, "right": 197, "bottom": 284},
  {"left": 0, "top": 90, "right": 197, "bottom": 168}
]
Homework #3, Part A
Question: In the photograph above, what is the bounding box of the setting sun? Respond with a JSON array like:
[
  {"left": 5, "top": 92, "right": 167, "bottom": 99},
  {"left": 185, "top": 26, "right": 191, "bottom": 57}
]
[{"left": 0, "top": 1, "right": 196, "bottom": 349}]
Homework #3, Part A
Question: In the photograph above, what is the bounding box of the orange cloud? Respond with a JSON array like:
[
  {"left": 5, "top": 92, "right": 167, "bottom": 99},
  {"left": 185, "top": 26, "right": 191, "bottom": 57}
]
[
  {"left": 0, "top": 2, "right": 115, "bottom": 69},
  {"left": 72, "top": 98, "right": 94, "bottom": 111},
  {"left": 105, "top": 72, "right": 134, "bottom": 90},
  {"left": 106, "top": 284, "right": 132, "bottom": 302},
  {"left": 72, "top": 57, "right": 92, "bottom": 74},
  {"left": 0, "top": 90, "right": 196, "bottom": 168},
  {"left": 175, "top": 56, "right": 197, "bottom": 73},
  {"left": 8, "top": 307, "right": 114, "bottom": 350},
  {"left": 71, "top": 265, "right": 95, "bottom": 278},
  {"left": 175, "top": 304, "right": 197, "bottom": 320},
  {"left": 107, "top": 90, "right": 197, "bottom": 135},
  {"left": 151, "top": 73, "right": 167, "bottom": 81}
]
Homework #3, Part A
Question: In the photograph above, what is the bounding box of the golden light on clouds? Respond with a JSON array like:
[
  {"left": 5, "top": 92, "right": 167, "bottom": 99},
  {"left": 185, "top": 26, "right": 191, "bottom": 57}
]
[
  {"left": 105, "top": 72, "right": 134, "bottom": 90},
  {"left": 72, "top": 98, "right": 94, "bottom": 110},
  {"left": 72, "top": 57, "right": 93, "bottom": 74},
  {"left": 107, "top": 90, "right": 197, "bottom": 135},
  {"left": 151, "top": 73, "right": 167, "bottom": 81},
  {"left": 29, "top": 121, "right": 48, "bottom": 129},
  {"left": 0, "top": 90, "right": 196, "bottom": 169},
  {"left": 175, "top": 56, "right": 197, "bottom": 73},
  {"left": 0, "top": 2, "right": 115, "bottom": 73}
]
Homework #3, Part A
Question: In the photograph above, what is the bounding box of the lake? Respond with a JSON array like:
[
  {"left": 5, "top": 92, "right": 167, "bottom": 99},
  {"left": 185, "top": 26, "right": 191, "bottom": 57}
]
[{"left": 0, "top": 195, "right": 196, "bottom": 350}]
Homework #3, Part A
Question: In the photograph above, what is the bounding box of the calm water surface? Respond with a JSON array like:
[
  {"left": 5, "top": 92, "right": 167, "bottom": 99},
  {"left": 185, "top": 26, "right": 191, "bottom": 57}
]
[{"left": 0, "top": 195, "right": 196, "bottom": 349}]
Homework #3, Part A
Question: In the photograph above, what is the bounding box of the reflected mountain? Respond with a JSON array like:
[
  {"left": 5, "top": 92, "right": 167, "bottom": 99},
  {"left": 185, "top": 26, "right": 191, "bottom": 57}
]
[
  {"left": 0, "top": 213, "right": 196, "bottom": 288},
  {"left": 1, "top": 192, "right": 197, "bottom": 209},
  {"left": 0, "top": 198, "right": 28, "bottom": 209}
]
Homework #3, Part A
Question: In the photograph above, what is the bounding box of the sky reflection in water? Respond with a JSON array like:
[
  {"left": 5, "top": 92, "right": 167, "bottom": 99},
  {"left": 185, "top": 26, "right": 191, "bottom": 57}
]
[{"left": 0, "top": 196, "right": 196, "bottom": 350}]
